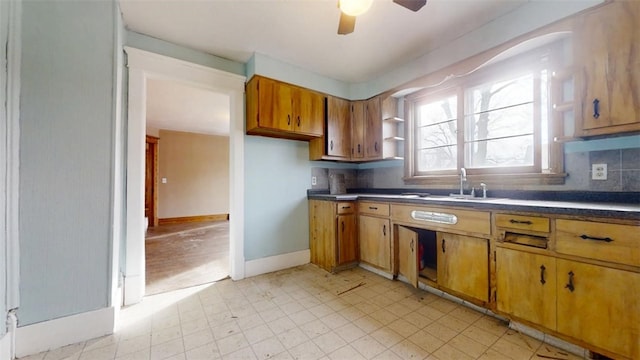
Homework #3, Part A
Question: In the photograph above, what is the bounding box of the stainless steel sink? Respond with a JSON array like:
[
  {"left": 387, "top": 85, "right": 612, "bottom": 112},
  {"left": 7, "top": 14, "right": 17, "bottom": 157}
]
[{"left": 447, "top": 194, "right": 507, "bottom": 202}]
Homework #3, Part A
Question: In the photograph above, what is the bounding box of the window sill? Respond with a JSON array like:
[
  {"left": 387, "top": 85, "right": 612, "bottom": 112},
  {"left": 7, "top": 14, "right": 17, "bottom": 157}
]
[{"left": 404, "top": 172, "right": 567, "bottom": 187}]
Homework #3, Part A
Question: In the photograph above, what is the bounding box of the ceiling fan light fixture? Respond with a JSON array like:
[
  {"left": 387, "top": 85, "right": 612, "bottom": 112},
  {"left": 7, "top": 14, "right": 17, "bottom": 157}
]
[{"left": 339, "top": 0, "right": 373, "bottom": 16}]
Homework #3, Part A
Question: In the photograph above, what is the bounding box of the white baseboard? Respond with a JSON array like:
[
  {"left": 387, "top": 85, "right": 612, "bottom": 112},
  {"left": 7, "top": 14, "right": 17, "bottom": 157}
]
[
  {"left": 15, "top": 307, "right": 115, "bottom": 358},
  {"left": 123, "top": 273, "right": 144, "bottom": 306},
  {"left": 509, "top": 321, "right": 587, "bottom": 358},
  {"left": 0, "top": 311, "right": 17, "bottom": 360},
  {"left": 245, "top": 250, "right": 310, "bottom": 278},
  {"left": 0, "top": 332, "right": 12, "bottom": 360}
]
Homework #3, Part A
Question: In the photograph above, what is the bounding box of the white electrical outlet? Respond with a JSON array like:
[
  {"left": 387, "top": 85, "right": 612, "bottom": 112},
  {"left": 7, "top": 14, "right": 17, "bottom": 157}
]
[
  {"left": 592, "top": 163, "right": 607, "bottom": 180},
  {"left": 311, "top": 176, "right": 317, "bottom": 186}
]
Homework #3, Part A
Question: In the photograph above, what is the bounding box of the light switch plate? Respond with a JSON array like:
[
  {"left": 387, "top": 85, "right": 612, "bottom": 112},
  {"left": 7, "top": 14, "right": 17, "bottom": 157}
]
[
  {"left": 311, "top": 176, "right": 317, "bottom": 186},
  {"left": 592, "top": 163, "right": 607, "bottom": 180}
]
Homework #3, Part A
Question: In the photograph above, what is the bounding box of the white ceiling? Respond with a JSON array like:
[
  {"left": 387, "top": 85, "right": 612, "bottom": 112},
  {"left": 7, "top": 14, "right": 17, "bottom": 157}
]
[
  {"left": 120, "top": 0, "right": 530, "bottom": 135},
  {"left": 146, "top": 79, "right": 230, "bottom": 135}
]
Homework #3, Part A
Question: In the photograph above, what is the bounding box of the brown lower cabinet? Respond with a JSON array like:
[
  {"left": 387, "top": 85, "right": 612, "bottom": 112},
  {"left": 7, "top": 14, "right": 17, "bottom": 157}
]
[
  {"left": 497, "top": 246, "right": 640, "bottom": 359},
  {"left": 397, "top": 227, "right": 489, "bottom": 304},
  {"left": 358, "top": 215, "right": 391, "bottom": 272},
  {"left": 309, "top": 199, "right": 357, "bottom": 272},
  {"left": 496, "top": 248, "right": 557, "bottom": 330},
  {"left": 437, "top": 233, "right": 489, "bottom": 303},
  {"left": 310, "top": 198, "right": 638, "bottom": 359}
]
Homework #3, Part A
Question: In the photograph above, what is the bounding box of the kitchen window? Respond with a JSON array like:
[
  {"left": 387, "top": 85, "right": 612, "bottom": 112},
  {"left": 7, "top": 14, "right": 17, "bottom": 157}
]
[{"left": 405, "top": 38, "right": 567, "bottom": 185}]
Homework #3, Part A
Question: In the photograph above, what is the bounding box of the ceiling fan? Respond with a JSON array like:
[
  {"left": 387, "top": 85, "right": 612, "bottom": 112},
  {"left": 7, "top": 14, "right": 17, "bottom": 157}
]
[{"left": 338, "top": 0, "right": 427, "bottom": 35}]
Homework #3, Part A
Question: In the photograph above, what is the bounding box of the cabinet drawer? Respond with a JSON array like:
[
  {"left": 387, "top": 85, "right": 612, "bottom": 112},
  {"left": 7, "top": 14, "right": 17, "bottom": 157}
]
[
  {"left": 496, "top": 213, "right": 550, "bottom": 233},
  {"left": 336, "top": 202, "right": 356, "bottom": 215},
  {"left": 556, "top": 219, "right": 639, "bottom": 267},
  {"left": 391, "top": 204, "right": 490, "bottom": 236},
  {"left": 358, "top": 201, "right": 390, "bottom": 217}
]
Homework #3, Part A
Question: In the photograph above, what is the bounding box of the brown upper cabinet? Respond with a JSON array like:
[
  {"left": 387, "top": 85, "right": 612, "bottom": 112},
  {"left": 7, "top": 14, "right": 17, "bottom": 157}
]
[
  {"left": 326, "top": 96, "right": 352, "bottom": 158},
  {"left": 351, "top": 97, "right": 383, "bottom": 160},
  {"left": 310, "top": 94, "right": 402, "bottom": 162},
  {"left": 573, "top": 1, "right": 640, "bottom": 137},
  {"left": 246, "top": 75, "right": 324, "bottom": 140}
]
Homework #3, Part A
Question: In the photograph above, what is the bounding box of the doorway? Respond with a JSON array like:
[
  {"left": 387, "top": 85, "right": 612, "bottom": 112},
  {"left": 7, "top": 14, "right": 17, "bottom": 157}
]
[
  {"left": 145, "top": 135, "right": 158, "bottom": 228},
  {"left": 144, "top": 127, "right": 231, "bottom": 295},
  {"left": 123, "top": 47, "right": 246, "bottom": 306}
]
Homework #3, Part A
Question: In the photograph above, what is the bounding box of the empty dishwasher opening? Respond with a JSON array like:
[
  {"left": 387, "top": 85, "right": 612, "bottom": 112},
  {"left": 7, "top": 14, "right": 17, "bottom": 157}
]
[
  {"left": 417, "top": 228, "right": 438, "bottom": 282},
  {"left": 400, "top": 226, "right": 438, "bottom": 283}
]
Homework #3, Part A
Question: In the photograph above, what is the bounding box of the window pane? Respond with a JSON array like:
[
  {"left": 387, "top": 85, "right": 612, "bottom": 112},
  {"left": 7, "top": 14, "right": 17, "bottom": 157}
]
[
  {"left": 468, "top": 74, "right": 533, "bottom": 114},
  {"left": 465, "top": 135, "right": 533, "bottom": 168},
  {"left": 418, "top": 146, "right": 457, "bottom": 171},
  {"left": 464, "top": 103, "right": 533, "bottom": 142},
  {"left": 417, "top": 121, "right": 457, "bottom": 150},
  {"left": 417, "top": 96, "right": 457, "bottom": 126}
]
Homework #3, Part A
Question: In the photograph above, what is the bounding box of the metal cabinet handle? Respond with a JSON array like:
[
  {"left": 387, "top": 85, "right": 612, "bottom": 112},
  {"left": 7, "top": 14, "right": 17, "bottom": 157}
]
[
  {"left": 374, "top": 142, "right": 378, "bottom": 152},
  {"left": 540, "top": 265, "right": 546, "bottom": 285},
  {"left": 410, "top": 239, "right": 414, "bottom": 252},
  {"left": 565, "top": 271, "right": 575, "bottom": 292},
  {"left": 297, "top": 116, "right": 301, "bottom": 127},
  {"left": 382, "top": 224, "right": 386, "bottom": 236},
  {"left": 287, "top": 114, "right": 291, "bottom": 126},
  {"left": 510, "top": 219, "right": 533, "bottom": 225},
  {"left": 341, "top": 221, "right": 344, "bottom": 233},
  {"left": 330, "top": 140, "right": 334, "bottom": 151},
  {"left": 580, "top": 234, "right": 613, "bottom": 243},
  {"left": 358, "top": 144, "right": 361, "bottom": 154},
  {"left": 442, "top": 239, "right": 446, "bottom": 253},
  {"left": 369, "top": 206, "right": 378, "bottom": 210},
  {"left": 593, "top": 98, "right": 600, "bottom": 119}
]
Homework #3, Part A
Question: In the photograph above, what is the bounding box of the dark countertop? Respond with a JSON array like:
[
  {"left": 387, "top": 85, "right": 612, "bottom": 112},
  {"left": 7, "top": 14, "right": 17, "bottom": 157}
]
[{"left": 307, "top": 189, "right": 640, "bottom": 221}]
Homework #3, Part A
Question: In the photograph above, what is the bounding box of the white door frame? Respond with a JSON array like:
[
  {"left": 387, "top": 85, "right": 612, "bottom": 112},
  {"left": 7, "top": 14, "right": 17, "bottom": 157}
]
[{"left": 123, "top": 47, "right": 245, "bottom": 305}]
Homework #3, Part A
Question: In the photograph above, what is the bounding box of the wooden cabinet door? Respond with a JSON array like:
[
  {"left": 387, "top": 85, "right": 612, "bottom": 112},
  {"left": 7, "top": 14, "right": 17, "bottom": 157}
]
[
  {"left": 273, "top": 81, "right": 294, "bottom": 131},
  {"left": 308, "top": 200, "right": 336, "bottom": 272},
  {"left": 326, "top": 96, "right": 351, "bottom": 158},
  {"left": 358, "top": 215, "right": 391, "bottom": 271},
  {"left": 496, "top": 248, "right": 556, "bottom": 330},
  {"left": 337, "top": 214, "right": 357, "bottom": 265},
  {"left": 293, "top": 88, "right": 323, "bottom": 136},
  {"left": 364, "top": 96, "right": 382, "bottom": 159},
  {"left": 397, "top": 226, "right": 418, "bottom": 288},
  {"left": 437, "top": 233, "right": 489, "bottom": 302},
  {"left": 575, "top": 1, "right": 640, "bottom": 135},
  {"left": 556, "top": 259, "right": 640, "bottom": 359},
  {"left": 351, "top": 101, "right": 365, "bottom": 159}
]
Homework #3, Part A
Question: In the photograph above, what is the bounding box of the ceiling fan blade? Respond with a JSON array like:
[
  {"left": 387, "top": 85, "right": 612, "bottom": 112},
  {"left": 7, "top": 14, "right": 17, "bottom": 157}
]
[
  {"left": 337, "top": 13, "right": 356, "bottom": 35},
  {"left": 393, "top": 0, "right": 427, "bottom": 12}
]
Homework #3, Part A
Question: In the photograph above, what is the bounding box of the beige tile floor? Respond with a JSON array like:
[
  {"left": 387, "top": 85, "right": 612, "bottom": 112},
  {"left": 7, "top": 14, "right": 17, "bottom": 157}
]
[{"left": 19, "top": 265, "right": 587, "bottom": 360}]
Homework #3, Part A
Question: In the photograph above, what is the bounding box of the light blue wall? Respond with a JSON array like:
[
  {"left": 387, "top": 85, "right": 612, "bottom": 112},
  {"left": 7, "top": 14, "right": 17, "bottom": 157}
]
[
  {"left": 0, "top": 0, "right": 9, "bottom": 338},
  {"left": 243, "top": 136, "right": 313, "bottom": 260},
  {"left": 247, "top": 53, "right": 351, "bottom": 99},
  {"left": 19, "top": 1, "right": 116, "bottom": 326}
]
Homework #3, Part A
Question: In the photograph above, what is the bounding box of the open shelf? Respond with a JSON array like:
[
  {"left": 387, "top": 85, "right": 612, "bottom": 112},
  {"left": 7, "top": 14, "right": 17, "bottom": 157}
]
[{"left": 383, "top": 116, "right": 404, "bottom": 123}]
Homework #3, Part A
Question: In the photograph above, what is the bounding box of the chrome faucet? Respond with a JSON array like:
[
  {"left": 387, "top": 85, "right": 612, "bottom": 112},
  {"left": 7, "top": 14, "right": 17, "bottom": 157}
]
[{"left": 459, "top": 168, "right": 467, "bottom": 195}]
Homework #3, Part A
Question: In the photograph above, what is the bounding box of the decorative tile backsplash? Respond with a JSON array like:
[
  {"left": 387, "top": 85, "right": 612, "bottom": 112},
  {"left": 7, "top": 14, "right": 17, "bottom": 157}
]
[{"left": 312, "top": 147, "right": 640, "bottom": 192}]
